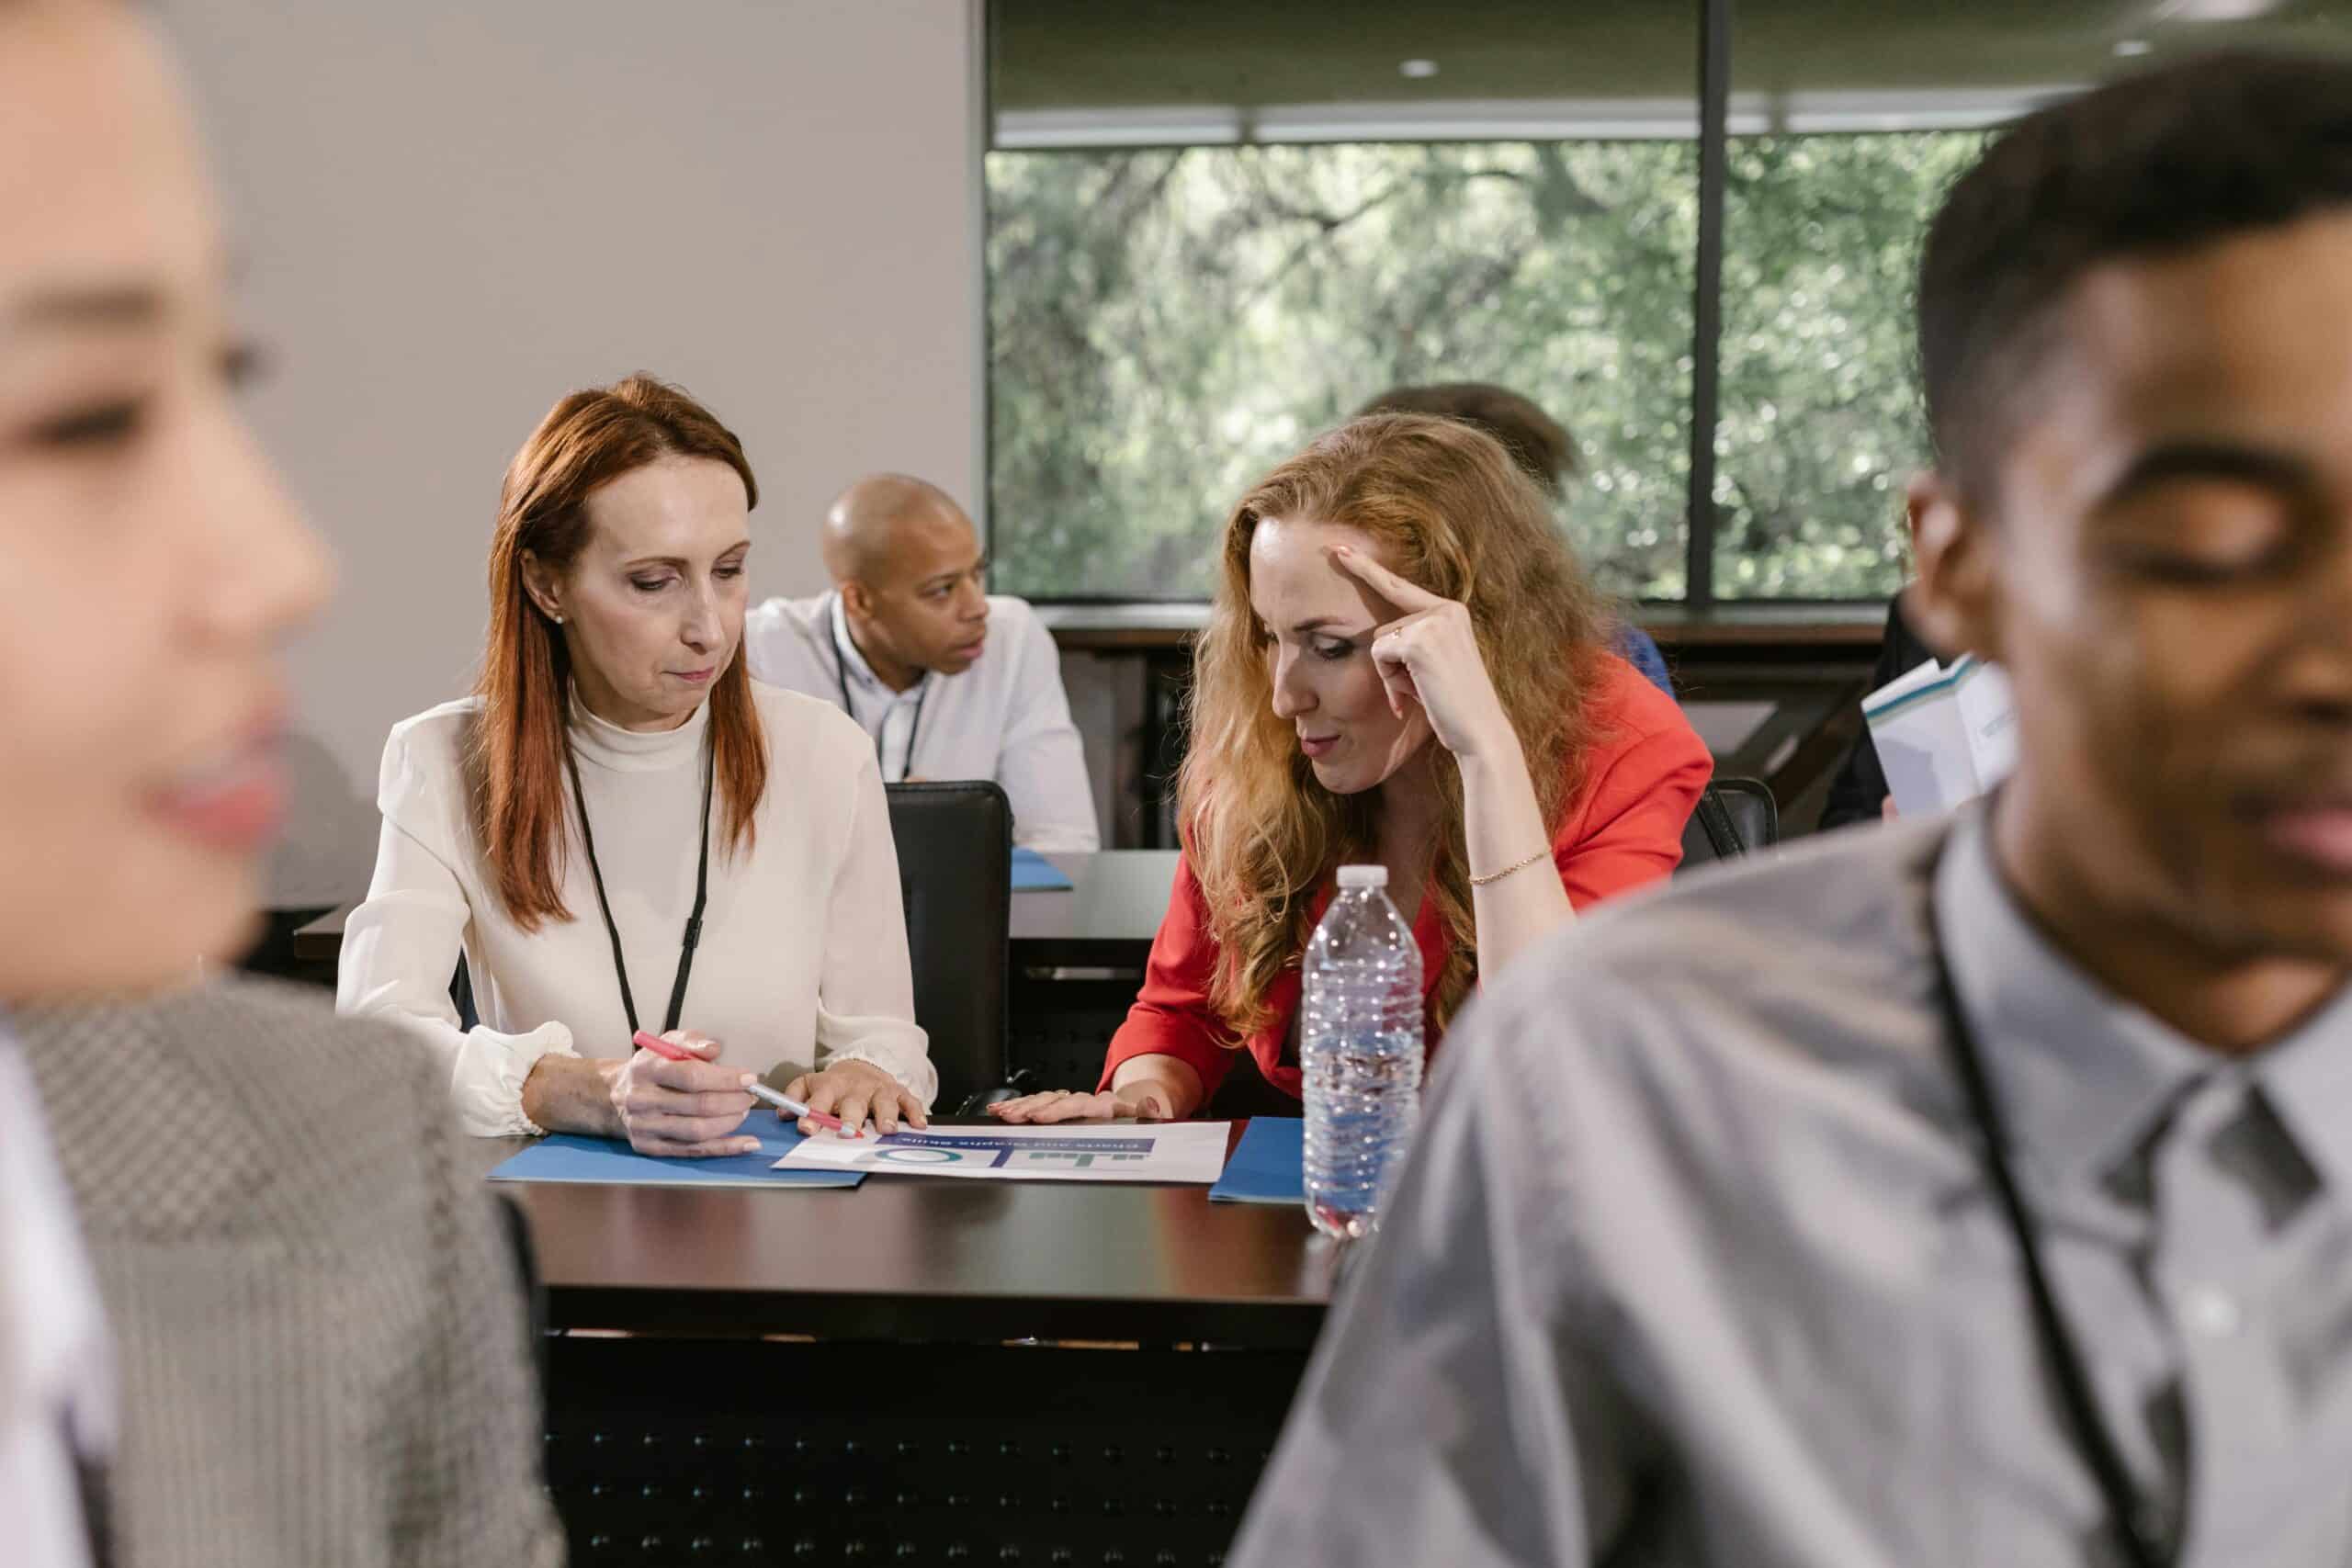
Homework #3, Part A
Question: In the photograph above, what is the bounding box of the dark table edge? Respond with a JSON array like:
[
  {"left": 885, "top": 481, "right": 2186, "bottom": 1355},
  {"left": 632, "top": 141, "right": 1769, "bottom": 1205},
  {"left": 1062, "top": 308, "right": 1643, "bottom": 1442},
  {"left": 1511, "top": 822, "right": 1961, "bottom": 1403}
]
[{"left": 545, "top": 1284, "right": 1328, "bottom": 1349}]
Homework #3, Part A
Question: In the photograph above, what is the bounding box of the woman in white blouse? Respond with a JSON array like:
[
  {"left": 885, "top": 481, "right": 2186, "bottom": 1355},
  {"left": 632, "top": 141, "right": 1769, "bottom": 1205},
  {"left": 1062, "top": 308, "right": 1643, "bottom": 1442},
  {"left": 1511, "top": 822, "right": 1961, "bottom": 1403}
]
[{"left": 340, "top": 375, "right": 933, "bottom": 1153}]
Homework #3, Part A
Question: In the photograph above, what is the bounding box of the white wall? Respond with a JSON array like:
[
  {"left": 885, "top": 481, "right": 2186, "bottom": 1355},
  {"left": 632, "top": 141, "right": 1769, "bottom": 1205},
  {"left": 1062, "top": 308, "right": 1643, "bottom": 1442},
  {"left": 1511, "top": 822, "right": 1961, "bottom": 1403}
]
[{"left": 168, "top": 0, "right": 985, "bottom": 902}]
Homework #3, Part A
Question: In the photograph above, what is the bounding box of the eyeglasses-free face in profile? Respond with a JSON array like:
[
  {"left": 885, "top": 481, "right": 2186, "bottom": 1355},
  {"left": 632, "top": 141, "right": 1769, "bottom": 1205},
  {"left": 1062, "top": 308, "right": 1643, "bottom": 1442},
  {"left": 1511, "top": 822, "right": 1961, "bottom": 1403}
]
[{"left": 0, "top": 1, "right": 329, "bottom": 1000}]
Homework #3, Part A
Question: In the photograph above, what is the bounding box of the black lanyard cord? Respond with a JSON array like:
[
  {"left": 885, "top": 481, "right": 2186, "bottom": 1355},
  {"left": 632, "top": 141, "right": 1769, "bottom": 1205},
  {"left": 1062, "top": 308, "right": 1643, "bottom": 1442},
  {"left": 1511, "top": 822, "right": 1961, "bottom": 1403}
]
[
  {"left": 64, "top": 1404, "right": 111, "bottom": 1568},
  {"left": 564, "top": 734, "right": 715, "bottom": 1039},
  {"left": 1924, "top": 848, "right": 2165, "bottom": 1568},
  {"left": 831, "top": 596, "right": 928, "bottom": 783}
]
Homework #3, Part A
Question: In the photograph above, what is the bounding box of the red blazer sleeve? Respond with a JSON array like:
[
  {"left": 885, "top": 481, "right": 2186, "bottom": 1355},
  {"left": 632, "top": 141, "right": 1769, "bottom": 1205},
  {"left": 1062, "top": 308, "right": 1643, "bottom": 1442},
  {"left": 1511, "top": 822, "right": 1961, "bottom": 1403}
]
[
  {"left": 1096, "top": 852, "right": 1241, "bottom": 1100},
  {"left": 1553, "top": 658, "right": 1714, "bottom": 908}
]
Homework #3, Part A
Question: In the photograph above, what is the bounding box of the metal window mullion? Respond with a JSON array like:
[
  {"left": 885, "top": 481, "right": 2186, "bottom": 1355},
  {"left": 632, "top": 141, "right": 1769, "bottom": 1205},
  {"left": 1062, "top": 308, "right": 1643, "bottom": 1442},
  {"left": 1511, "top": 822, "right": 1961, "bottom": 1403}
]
[{"left": 1682, "top": 0, "right": 1731, "bottom": 607}]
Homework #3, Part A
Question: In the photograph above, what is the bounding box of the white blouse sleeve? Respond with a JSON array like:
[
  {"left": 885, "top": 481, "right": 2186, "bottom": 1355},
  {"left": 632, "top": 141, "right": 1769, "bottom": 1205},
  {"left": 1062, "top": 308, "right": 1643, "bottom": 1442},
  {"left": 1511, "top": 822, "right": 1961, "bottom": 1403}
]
[
  {"left": 810, "top": 751, "right": 938, "bottom": 1108},
  {"left": 335, "top": 723, "right": 575, "bottom": 1138},
  {"left": 995, "top": 606, "right": 1101, "bottom": 853}
]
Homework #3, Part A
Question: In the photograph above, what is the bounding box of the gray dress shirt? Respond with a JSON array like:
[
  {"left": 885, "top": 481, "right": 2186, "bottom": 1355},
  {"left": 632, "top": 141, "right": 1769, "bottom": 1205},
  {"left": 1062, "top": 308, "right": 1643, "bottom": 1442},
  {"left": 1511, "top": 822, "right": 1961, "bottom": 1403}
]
[{"left": 1230, "top": 811, "right": 2352, "bottom": 1567}]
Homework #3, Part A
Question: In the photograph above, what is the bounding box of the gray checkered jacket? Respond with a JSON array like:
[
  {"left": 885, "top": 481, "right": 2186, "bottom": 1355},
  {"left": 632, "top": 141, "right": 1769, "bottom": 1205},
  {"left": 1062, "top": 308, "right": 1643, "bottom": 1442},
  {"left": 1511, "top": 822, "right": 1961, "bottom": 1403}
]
[{"left": 13, "top": 977, "right": 564, "bottom": 1568}]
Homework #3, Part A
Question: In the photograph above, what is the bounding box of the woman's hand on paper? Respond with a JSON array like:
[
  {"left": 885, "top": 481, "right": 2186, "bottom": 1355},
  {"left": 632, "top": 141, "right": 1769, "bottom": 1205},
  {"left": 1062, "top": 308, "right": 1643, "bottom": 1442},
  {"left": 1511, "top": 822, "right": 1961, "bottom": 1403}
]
[
  {"left": 782, "top": 1058, "right": 928, "bottom": 1138},
  {"left": 986, "top": 1078, "right": 1180, "bottom": 1124},
  {"left": 607, "top": 1029, "right": 760, "bottom": 1158}
]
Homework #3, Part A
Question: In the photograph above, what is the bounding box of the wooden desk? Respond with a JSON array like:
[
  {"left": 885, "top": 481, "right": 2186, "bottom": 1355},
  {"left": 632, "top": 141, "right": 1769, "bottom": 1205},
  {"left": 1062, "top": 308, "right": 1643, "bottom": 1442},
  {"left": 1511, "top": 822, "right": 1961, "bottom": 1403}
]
[
  {"left": 290, "top": 903, "right": 345, "bottom": 964},
  {"left": 999, "top": 852, "right": 1181, "bottom": 1089},
  {"left": 475, "top": 1121, "right": 1324, "bottom": 1346},
  {"left": 481, "top": 1125, "right": 1332, "bottom": 1564},
  {"left": 1011, "top": 850, "right": 1178, "bottom": 956},
  {"left": 294, "top": 851, "right": 1183, "bottom": 968}
]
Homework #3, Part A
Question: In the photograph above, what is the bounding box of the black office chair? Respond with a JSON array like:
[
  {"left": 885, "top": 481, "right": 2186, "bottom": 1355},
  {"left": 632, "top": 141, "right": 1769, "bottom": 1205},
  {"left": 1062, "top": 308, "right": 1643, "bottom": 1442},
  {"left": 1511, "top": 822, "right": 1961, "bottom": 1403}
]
[
  {"left": 998, "top": 978, "right": 1136, "bottom": 1110},
  {"left": 1679, "top": 776, "right": 1779, "bottom": 868},
  {"left": 886, "top": 782, "right": 1012, "bottom": 1112}
]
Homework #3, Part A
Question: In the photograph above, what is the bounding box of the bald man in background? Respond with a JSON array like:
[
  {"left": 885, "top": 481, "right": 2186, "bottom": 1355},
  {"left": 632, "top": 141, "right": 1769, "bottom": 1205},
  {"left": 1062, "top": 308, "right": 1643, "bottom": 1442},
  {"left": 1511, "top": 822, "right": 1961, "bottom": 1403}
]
[{"left": 746, "top": 474, "right": 1100, "bottom": 851}]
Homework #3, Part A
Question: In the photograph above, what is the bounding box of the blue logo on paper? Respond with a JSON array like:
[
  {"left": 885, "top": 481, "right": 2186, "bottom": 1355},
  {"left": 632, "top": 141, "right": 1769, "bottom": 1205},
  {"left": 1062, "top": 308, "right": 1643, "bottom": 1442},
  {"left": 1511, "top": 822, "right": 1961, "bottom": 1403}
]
[{"left": 868, "top": 1133, "right": 1156, "bottom": 1169}]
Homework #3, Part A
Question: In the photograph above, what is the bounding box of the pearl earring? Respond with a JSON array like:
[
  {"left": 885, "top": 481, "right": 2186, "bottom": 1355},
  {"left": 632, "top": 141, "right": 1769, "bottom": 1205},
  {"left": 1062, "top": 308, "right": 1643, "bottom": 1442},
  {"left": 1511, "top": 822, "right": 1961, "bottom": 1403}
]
[{"left": 551, "top": 613, "right": 564, "bottom": 626}]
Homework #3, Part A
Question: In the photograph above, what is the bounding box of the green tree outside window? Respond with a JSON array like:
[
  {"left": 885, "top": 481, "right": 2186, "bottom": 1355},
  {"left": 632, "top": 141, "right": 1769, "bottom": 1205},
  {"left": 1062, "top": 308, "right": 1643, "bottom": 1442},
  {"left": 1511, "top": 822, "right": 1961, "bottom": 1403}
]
[{"left": 988, "top": 130, "right": 1982, "bottom": 603}]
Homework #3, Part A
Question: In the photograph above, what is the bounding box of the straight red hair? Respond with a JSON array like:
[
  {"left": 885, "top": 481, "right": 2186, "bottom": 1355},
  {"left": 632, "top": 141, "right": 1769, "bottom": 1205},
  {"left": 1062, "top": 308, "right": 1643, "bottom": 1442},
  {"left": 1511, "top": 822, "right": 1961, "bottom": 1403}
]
[{"left": 468, "top": 374, "right": 768, "bottom": 930}]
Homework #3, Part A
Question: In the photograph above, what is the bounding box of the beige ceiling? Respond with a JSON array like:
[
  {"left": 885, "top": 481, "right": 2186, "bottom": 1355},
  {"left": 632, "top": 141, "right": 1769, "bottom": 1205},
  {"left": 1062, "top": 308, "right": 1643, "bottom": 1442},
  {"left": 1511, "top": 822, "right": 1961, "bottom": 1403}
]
[{"left": 990, "top": 0, "right": 2352, "bottom": 107}]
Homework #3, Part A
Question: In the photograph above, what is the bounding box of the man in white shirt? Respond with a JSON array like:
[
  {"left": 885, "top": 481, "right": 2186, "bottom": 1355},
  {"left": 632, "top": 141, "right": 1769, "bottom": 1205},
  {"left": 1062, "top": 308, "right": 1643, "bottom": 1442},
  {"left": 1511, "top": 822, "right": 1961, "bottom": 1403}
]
[{"left": 746, "top": 473, "right": 1101, "bottom": 852}]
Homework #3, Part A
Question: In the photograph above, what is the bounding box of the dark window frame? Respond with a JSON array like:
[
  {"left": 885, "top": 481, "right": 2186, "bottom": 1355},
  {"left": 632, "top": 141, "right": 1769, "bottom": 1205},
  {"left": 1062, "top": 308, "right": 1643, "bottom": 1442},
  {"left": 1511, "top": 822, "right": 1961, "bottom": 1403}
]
[{"left": 983, "top": 0, "right": 1852, "bottom": 614}]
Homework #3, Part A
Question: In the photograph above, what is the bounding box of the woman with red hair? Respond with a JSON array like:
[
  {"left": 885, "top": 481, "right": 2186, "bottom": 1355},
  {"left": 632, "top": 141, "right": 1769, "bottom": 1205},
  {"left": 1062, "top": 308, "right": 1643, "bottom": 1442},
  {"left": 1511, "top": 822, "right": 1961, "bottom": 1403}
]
[
  {"left": 993, "top": 414, "right": 1711, "bottom": 1123},
  {"left": 340, "top": 375, "right": 933, "bottom": 1151}
]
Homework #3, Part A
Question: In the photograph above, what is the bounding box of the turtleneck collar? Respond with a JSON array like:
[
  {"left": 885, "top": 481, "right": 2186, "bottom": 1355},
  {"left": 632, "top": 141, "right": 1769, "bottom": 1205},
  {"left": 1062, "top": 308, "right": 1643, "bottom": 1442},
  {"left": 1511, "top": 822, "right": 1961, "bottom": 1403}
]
[{"left": 567, "top": 686, "right": 710, "bottom": 773}]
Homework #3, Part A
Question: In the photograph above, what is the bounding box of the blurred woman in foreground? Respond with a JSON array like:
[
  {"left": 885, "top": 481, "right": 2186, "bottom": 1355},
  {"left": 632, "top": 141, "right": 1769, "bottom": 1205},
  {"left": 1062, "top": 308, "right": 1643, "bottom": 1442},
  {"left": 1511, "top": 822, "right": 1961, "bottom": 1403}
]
[{"left": 0, "top": 3, "right": 558, "bottom": 1562}]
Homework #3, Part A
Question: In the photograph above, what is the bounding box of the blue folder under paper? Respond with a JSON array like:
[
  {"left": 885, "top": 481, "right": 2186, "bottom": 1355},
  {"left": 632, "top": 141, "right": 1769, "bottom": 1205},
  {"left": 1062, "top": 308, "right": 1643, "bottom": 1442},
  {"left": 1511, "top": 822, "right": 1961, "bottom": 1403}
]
[
  {"left": 488, "top": 1121, "right": 864, "bottom": 1190},
  {"left": 1207, "top": 1116, "right": 1304, "bottom": 1205},
  {"left": 1011, "top": 846, "right": 1074, "bottom": 891}
]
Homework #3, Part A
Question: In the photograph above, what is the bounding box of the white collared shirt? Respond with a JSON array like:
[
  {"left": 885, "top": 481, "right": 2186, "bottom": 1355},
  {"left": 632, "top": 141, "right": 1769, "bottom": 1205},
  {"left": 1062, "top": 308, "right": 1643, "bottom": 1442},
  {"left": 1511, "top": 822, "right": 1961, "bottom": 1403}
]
[
  {"left": 0, "top": 1029, "right": 112, "bottom": 1568},
  {"left": 744, "top": 591, "right": 1101, "bottom": 852},
  {"left": 827, "top": 592, "right": 930, "bottom": 784}
]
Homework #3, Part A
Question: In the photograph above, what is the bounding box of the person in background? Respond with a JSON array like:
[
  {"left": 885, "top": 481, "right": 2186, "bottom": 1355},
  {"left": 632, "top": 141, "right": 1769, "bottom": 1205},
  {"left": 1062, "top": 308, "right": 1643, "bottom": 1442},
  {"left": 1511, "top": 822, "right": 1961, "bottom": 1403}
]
[
  {"left": 1231, "top": 52, "right": 2352, "bottom": 1567},
  {"left": 0, "top": 3, "right": 560, "bottom": 1563},
  {"left": 340, "top": 377, "right": 934, "bottom": 1148},
  {"left": 745, "top": 473, "right": 1100, "bottom": 851},
  {"left": 1358, "top": 379, "right": 1677, "bottom": 697},
  {"left": 1816, "top": 521, "right": 1942, "bottom": 829},
  {"left": 990, "top": 414, "right": 1711, "bottom": 1123}
]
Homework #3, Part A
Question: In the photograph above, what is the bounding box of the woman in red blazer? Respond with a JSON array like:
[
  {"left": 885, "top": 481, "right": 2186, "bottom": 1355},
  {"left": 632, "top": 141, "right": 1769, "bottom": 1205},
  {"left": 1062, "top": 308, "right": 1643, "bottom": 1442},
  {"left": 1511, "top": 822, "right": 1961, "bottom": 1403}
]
[{"left": 991, "top": 413, "right": 1712, "bottom": 1122}]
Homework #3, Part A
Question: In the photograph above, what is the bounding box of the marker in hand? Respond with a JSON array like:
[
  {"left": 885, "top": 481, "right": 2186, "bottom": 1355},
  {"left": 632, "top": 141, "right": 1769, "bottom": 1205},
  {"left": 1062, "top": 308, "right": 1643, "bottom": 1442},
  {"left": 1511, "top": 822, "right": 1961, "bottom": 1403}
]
[{"left": 630, "top": 1030, "right": 856, "bottom": 1136}]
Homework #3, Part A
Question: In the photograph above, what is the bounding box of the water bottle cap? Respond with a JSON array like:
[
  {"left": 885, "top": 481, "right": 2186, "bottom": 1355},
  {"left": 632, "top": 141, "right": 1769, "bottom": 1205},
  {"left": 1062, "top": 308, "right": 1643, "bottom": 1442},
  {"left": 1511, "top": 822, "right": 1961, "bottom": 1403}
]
[{"left": 1336, "top": 864, "right": 1387, "bottom": 889}]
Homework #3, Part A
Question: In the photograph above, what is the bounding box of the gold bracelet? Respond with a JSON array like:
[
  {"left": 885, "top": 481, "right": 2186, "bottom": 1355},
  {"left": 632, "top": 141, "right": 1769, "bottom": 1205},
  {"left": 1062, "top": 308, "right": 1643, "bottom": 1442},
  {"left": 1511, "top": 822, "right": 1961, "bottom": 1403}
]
[{"left": 1470, "top": 847, "right": 1551, "bottom": 887}]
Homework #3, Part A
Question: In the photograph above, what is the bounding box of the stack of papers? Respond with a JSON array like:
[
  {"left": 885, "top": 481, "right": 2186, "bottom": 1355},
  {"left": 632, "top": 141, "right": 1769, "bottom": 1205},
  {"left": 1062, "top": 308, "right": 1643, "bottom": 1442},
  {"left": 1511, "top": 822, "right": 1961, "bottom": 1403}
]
[
  {"left": 777, "top": 1122, "right": 1231, "bottom": 1184},
  {"left": 1861, "top": 654, "right": 2018, "bottom": 817}
]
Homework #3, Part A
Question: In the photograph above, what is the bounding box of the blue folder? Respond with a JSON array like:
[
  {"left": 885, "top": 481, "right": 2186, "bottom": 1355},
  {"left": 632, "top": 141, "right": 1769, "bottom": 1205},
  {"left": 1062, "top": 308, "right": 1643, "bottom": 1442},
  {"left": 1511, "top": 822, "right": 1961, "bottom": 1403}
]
[
  {"left": 1207, "top": 1116, "right": 1304, "bottom": 1205},
  {"left": 488, "top": 1119, "right": 864, "bottom": 1189},
  {"left": 1011, "top": 846, "right": 1075, "bottom": 891}
]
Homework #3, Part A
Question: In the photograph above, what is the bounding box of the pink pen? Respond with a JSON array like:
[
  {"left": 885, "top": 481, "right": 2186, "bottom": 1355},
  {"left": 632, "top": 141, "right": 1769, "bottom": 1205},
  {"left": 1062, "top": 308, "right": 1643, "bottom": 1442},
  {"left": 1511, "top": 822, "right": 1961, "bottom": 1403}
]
[{"left": 630, "top": 1030, "right": 855, "bottom": 1135}]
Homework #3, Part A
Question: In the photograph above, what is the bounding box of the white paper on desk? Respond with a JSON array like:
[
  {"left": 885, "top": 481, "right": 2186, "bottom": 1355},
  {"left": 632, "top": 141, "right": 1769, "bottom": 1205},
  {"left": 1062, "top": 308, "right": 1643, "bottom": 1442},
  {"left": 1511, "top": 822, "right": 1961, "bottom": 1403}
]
[
  {"left": 1862, "top": 653, "right": 2018, "bottom": 817},
  {"left": 776, "top": 1122, "right": 1232, "bottom": 1185}
]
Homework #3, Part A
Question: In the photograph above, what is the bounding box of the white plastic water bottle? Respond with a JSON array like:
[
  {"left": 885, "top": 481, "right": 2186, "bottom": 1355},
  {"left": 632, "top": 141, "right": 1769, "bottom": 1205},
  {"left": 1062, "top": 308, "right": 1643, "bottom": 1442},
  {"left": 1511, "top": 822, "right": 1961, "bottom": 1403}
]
[{"left": 1299, "top": 864, "right": 1425, "bottom": 1240}]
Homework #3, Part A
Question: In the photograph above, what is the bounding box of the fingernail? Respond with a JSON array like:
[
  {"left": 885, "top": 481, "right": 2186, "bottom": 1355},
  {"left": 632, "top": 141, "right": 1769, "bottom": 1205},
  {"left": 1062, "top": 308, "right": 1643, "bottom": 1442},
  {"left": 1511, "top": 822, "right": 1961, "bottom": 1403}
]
[{"left": 739, "top": 1074, "right": 757, "bottom": 1088}]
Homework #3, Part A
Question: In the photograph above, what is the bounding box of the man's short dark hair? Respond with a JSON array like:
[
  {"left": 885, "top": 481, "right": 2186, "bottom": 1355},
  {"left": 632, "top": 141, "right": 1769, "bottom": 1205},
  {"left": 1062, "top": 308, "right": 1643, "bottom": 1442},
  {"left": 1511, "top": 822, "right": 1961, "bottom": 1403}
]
[
  {"left": 1919, "top": 51, "right": 2352, "bottom": 504},
  {"left": 1354, "top": 382, "right": 1579, "bottom": 495}
]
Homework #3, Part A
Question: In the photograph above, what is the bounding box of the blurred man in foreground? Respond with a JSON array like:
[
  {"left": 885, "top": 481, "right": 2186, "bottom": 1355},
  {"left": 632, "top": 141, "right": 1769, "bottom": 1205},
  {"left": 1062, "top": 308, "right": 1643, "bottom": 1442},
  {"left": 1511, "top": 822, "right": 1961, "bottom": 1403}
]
[{"left": 1237, "top": 51, "right": 2352, "bottom": 1568}]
